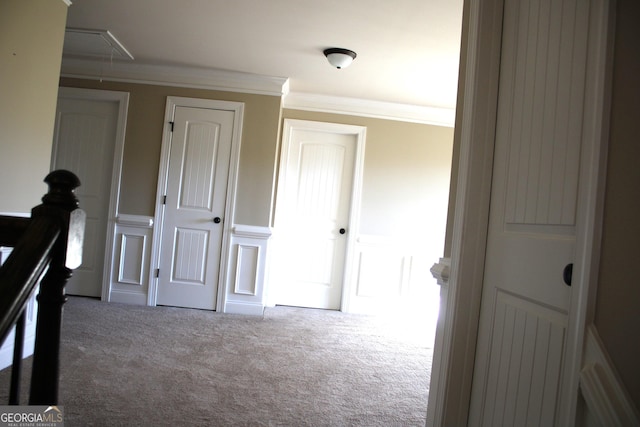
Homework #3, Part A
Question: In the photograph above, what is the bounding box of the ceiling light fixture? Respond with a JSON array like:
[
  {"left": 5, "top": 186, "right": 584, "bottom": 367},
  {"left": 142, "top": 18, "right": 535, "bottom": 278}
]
[{"left": 323, "top": 48, "right": 357, "bottom": 69}]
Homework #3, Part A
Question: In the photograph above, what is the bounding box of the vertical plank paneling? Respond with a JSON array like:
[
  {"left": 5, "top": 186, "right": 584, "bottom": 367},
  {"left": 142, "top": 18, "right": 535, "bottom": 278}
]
[
  {"left": 503, "top": 0, "right": 590, "bottom": 227},
  {"left": 479, "top": 291, "right": 567, "bottom": 426},
  {"left": 180, "top": 122, "right": 218, "bottom": 210},
  {"left": 173, "top": 228, "right": 208, "bottom": 284}
]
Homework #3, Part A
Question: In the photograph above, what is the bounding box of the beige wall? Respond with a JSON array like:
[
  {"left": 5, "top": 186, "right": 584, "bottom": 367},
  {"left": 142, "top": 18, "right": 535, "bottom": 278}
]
[
  {"left": 595, "top": 0, "right": 640, "bottom": 408},
  {"left": 0, "top": 0, "right": 68, "bottom": 212},
  {"left": 282, "top": 109, "right": 454, "bottom": 250},
  {"left": 59, "top": 78, "right": 282, "bottom": 227}
]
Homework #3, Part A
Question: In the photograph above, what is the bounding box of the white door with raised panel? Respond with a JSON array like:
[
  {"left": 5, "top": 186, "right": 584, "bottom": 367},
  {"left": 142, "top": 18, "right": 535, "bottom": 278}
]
[
  {"left": 275, "top": 120, "right": 364, "bottom": 310},
  {"left": 52, "top": 95, "right": 119, "bottom": 297},
  {"left": 156, "top": 106, "right": 234, "bottom": 310},
  {"left": 468, "top": 0, "right": 598, "bottom": 424}
]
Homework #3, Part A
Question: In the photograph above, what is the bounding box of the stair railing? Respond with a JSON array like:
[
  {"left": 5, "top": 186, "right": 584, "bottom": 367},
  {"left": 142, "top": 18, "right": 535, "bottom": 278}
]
[{"left": 0, "top": 170, "right": 85, "bottom": 405}]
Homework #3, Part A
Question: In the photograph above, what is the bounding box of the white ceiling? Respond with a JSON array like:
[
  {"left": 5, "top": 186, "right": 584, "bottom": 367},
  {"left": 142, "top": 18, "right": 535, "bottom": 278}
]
[{"left": 62, "top": 0, "right": 464, "bottom": 122}]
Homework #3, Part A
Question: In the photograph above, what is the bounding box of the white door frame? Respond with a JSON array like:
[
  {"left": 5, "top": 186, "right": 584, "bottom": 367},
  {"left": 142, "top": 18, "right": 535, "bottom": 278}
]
[
  {"left": 51, "top": 87, "right": 130, "bottom": 302},
  {"left": 426, "top": 0, "right": 614, "bottom": 425},
  {"left": 149, "top": 96, "right": 244, "bottom": 312},
  {"left": 272, "top": 119, "right": 366, "bottom": 312}
]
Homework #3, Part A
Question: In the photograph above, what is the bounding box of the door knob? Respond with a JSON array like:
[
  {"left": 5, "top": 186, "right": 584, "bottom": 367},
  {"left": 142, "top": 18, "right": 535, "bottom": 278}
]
[
  {"left": 213, "top": 217, "right": 221, "bottom": 224},
  {"left": 563, "top": 263, "right": 573, "bottom": 286},
  {"left": 339, "top": 228, "right": 346, "bottom": 235}
]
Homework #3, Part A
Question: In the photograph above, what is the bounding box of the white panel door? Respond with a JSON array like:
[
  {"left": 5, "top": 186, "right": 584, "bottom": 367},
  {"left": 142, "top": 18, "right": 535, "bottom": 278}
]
[
  {"left": 156, "top": 106, "right": 234, "bottom": 310},
  {"left": 52, "top": 97, "right": 118, "bottom": 297},
  {"left": 469, "top": 0, "right": 592, "bottom": 424},
  {"left": 276, "top": 123, "right": 358, "bottom": 310}
]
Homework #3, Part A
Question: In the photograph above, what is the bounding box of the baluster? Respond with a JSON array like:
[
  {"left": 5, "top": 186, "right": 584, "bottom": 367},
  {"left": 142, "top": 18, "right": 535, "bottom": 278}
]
[{"left": 9, "top": 311, "right": 26, "bottom": 404}]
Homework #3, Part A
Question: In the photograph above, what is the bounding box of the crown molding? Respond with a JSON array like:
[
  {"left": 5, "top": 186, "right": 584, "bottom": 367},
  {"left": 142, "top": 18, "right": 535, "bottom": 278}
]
[
  {"left": 282, "top": 92, "right": 455, "bottom": 127},
  {"left": 59, "top": 58, "right": 453, "bottom": 125},
  {"left": 60, "top": 57, "right": 290, "bottom": 97},
  {"left": 62, "top": 0, "right": 72, "bottom": 6}
]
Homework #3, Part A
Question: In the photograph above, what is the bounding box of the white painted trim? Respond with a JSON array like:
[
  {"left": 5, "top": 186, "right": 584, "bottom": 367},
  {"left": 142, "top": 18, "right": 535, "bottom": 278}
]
[
  {"left": 426, "top": 0, "right": 504, "bottom": 425},
  {"left": 233, "top": 244, "right": 260, "bottom": 296},
  {"left": 273, "top": 119, "right": 366, "bottom": 313},
  {"left": 580, "top": 325, "right": 640, "bottom": 426},
  {"left": 149, "top": 97, "right": 245, "bottom": 312},
  {"left": 283, "top": 92, "right": 456, "bottom": 127},
  {"left": 116, "top": 214, "right": 153, "bottom": 228},
  {"left": 560, "top": 0, "right": 615, "bottom": 424},
  {"left": 60, "top": 57, "right": 449, "bottom": 126},
  {"left": 60, "top": 57, "right": 289, "bottom": 97},
  {"left": 427, "top": 0, "right": 614, "bottom": 425},
  {"left": 117, "top": 234, "right": 147, "bottom": 285},
  {"left": 61, "top": 0, "right": 72, "bottom": 6},
  {"left": 224, "top": 301, "right": 265, "bottom": 316},
  {"left": 108, "top": 290, "right": 147, "bottom": 306},
  {"left": 224, "top": 226, "right": 271, "bottom": 313},
  {"left": 232, "top": 224, "right": 272, "bottom": 239},
  {"left": 106, "top": 214, "right": 153, "bottom": 305},
  {"left": 52, "top": 87, "right": 130, "bottom": 304}
]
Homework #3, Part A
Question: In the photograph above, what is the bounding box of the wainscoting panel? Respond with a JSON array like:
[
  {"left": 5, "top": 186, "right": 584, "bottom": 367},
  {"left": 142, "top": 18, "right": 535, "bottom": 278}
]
[
  {"left": 106, "top": 214, "right": 153, "bottom": 305},
  {"left": 579, "top": 325, "right": 640, "bottom": 426},
  {"left": 234, "top": 244, "right": 260, "bottom": 296},
  {"left": 347, "top": 235, "right": 437, "bottom": 314},
  {"left": 118, "top": 234, "right": 146, "bottom": 285},
  {"left": 224, "top": 225, "right": 272, "bottom": 315}
]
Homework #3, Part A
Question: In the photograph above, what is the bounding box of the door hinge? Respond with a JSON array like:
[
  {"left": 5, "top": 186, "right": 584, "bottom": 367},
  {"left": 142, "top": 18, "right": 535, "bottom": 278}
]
[
  {"left": 169, "top": 121, "right": 174, "bottom": 132},
  {"left": 162, "top": 195, "right": 167, "bottom": 205},
  {"left": 155, "top": 268, "right": 160, "bottom": 278}
]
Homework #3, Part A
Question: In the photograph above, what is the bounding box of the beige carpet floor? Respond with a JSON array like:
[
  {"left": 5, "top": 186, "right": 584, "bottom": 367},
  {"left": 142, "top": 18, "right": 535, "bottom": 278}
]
[{"left": 1, "top": 296, "right": 435, "bottom": 426}]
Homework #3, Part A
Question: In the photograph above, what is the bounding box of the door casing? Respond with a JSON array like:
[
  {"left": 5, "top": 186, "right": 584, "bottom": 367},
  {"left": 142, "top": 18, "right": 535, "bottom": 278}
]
[
  {"left": 271, "top": 119, "right": 366, "bottom": 312},
  {"left": 149, "top": 96, "right": 244, "bottom": 312},
  {"left": 426, "top": 0, "right": 614, "bottom": 425}
]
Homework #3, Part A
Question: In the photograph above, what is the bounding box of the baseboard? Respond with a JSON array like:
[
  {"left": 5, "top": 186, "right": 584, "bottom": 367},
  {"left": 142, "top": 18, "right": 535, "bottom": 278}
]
[
  {"left": 224, "top": 301, "right": 264, "bottom": 316},
  {"left": 108, "top": 290, "right": 148, "bottom": 306},
  {"left": 580, "top": 324, "right": 640, "bottom": 426}
]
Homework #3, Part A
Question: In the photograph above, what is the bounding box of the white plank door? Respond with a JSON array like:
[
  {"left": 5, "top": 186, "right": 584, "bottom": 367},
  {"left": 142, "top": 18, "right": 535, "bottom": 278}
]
[
  {"left": 275, "top": 120, "right": 361, "bottom": 310},
  {"left": 468, "top": 0, "right": 597, "bottom": 424},
  {"left": 156, "top": 106, "right": 234, "bottom": 310},
  {"left": 52, "top": 97, "right": 119, "bottom": 297}
]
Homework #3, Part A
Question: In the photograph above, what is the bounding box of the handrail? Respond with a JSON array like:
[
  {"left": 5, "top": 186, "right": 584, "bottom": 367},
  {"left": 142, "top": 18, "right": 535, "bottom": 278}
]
[
  {"left": 0, "top": 215, "right": 60, "bottom": 344},
  {"left": 0, "top": 170, "right": 85, "bottom": 405}
]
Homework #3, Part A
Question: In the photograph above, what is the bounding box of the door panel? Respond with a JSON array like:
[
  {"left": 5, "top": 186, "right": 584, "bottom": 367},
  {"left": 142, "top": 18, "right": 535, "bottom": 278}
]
[
  {"left": 52, "top": 98, "right": 118, "bottom": 297},
  {"left": 156, "top": 106, "right": 234, "bottom": 310},
  {"left": 276, "top": 126, "right": 357, "bottom": 310},
  {"left": 469, "top": 0, "right": 591, "bottom": 424}
]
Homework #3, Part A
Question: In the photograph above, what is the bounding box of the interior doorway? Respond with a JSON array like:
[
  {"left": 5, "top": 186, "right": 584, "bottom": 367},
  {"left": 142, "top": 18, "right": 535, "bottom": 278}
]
[
  {"left": 150, "top": 96, "right": 245, "bottom": 311},
  {"left": 273, "top": 119, "right": 365, "bottom": 310},
  {"left": 276, "top": 120, "right": 364, "bottom": 310},
  {"left": 155, "top": 106, "right": 235, "bottom": 310},
  {"left": 51, "top": 87, "right": 129, "bottom": 298}
]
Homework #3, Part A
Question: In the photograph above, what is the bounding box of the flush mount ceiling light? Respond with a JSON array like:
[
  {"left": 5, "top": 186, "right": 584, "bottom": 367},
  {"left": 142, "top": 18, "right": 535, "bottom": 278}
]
[{"left": 323, "top": 48, "right": 357, "bottom": 69}]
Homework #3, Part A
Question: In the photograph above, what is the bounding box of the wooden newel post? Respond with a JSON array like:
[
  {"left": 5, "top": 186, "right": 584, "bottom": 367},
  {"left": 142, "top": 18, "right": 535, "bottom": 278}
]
[{"left": 29, "top": 170, "right": 85, "bottom": 405}]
